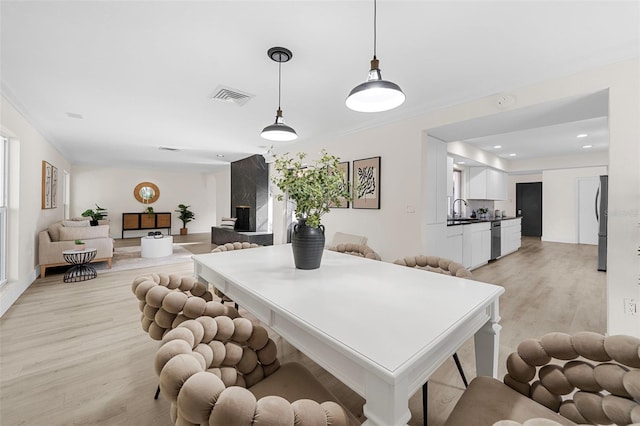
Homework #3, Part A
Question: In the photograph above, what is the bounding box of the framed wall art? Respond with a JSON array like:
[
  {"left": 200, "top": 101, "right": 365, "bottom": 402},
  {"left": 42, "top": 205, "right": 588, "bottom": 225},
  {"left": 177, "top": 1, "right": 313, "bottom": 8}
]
[
  {"left": 352, "top": 156, "right": 380, "bottom": 209},
  {"left": 330, "top": 161, "right": 350, "bottom": 208},
  {"left": 41, "top": 160, "right": 55, "bottom": 209},
  {"left": 51, "top": 165, "right": 58, "bottom": 208}
]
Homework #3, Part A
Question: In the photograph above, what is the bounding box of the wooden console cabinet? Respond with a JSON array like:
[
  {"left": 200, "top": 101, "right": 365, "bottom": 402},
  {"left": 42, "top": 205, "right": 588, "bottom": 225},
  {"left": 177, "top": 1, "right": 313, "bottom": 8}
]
[{"left": 122, "top": 212, "right": 171, "bottom": 238}]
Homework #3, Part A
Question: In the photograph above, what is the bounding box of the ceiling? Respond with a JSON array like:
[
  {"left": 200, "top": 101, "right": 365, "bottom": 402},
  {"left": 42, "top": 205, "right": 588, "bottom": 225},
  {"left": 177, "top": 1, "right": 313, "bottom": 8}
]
[
  {"left": 430, "top": 89, "right": 610, "bottom": 166},
  {"left": 1, "top": 1, "right": 638, "bottom": 172}
]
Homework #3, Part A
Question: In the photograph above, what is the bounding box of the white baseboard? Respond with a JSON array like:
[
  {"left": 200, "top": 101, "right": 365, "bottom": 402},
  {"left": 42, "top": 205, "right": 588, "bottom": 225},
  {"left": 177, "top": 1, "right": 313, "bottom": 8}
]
[{"left": 0, "top": 266, "right": 38, "bottom": 318}]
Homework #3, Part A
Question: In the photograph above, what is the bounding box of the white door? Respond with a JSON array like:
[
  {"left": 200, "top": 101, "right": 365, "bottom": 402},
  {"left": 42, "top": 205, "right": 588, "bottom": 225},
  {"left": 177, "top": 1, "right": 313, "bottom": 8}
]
[{"left": 577, "top": 177, "right": 599, "bottom": 245}]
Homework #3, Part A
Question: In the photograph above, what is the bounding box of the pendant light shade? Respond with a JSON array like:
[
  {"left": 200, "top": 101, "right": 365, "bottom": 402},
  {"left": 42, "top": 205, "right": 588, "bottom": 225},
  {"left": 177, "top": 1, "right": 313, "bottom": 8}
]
[
  {"left": 261, "top": 47, "right": 298, "bottom": 141},
  {"left": 346, "top": 0, "right": 405, "bottom": 112},
  {"left": 346, "top": 58, "right": 405, "bottom": 112},
  {"left": 261, "top": 108, "right": 298, "bottom": 141}
]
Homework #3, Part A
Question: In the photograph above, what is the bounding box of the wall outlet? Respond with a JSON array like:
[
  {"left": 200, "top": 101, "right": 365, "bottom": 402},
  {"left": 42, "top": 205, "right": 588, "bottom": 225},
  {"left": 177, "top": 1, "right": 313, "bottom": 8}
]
[{"left": 624, "top": 299, "right": 638, "bottom": 315}]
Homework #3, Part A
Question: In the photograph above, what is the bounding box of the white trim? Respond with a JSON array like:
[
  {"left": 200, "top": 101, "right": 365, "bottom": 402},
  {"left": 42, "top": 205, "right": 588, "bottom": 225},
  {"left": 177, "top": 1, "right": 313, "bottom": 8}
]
[{"left": 0, "top": 137, "right": 8, "bottom": 287}]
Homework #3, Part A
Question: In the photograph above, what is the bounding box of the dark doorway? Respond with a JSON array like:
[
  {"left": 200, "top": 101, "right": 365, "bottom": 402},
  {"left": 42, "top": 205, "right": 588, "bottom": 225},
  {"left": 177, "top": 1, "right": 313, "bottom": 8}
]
[{"left": 516, "top": 182, "right": 542, "bottom": 237}]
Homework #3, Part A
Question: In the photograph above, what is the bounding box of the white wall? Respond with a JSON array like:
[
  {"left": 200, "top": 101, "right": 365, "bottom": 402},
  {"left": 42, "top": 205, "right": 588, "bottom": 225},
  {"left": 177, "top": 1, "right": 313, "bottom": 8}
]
[
  {"left": 264, "top": 58, "right": 639, "bottom": 336},
  {"left": 71, "top": 166, "right": 219, "bottom": 238},
  {"left": 542, "top": 167, "right": 607, "bottom": 243},
  {"left": 272, "top": 120, "right": 424, "bottom": 261},
  {"left": 214, "top": 165, "right": 231, "bottom": 222},
  {"left": 1, "top": 96, "right": 71, "bottom": 317}
]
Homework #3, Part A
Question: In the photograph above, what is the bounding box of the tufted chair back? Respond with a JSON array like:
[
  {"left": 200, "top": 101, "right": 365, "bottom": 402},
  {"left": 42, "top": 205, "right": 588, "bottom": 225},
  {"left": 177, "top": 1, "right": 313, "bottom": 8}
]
[
  {"left": 393, "top": 255, "right": 474, "bottom": 279},
  {"left": 503, "top": 332, "right": 640, "bottom": 425},
  {"left": 211, "top": 241, "right": 260, "bottom": 253},
  {"left": 328, "top": 243, "right": 381, "bottom": 261},
  {"left": 155, "top": 317, "right": 349, "bottom": 425},
  {"left": 131, "top": 272, "right": 240, "bottom": 341},
  {"left": 210, "top": 242, "right": 260, "bottom": 304}
]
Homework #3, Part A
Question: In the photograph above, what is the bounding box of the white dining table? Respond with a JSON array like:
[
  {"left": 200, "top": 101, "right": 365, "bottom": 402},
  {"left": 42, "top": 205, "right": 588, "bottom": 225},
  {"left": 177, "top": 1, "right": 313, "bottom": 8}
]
[{"left": 193, "top": 244, "right": 505, "bottom": 426}]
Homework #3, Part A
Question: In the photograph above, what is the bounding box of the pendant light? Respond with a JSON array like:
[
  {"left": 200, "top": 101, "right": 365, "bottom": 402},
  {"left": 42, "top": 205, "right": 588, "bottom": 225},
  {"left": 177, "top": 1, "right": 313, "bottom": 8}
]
[
  {"left": 345, "top": 0, "right": 405, "bottom": 112},
  {"left": 261, "top": 47, "right": 298, "bottom": 141}
]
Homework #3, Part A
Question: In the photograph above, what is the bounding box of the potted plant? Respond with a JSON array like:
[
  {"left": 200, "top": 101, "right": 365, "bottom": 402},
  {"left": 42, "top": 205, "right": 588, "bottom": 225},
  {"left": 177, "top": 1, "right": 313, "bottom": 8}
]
[
  {"left": 272, "top": 149, "right": 352, "bottom": 269},
  {"left": 175, "top": 204, "right": 195, "bottom": 235},
  {"left": 81, "top": 204, "right": 108, "bottom": 226},
  {"left": 144, "top": 206, "right": 154, "bottom": 217},
  {"left": 477, "top": 207, "right": 489, "bottom": 219},
  {"left": 74, "top": 239, "right": 86, "bottom": 250}
]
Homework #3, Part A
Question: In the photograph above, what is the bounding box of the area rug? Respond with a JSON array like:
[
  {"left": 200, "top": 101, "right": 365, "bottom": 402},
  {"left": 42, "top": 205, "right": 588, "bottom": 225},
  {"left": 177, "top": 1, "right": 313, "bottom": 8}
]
[{"left": 94, "top": 245, "right": 194, "bottom": 273}]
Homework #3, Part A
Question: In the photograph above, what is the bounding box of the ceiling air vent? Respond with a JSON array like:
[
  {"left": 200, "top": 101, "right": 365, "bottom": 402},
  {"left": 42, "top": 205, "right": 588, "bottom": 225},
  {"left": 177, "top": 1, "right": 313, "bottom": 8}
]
[{"left": 210, "top": 85, "right": 254, "bottom": 107}]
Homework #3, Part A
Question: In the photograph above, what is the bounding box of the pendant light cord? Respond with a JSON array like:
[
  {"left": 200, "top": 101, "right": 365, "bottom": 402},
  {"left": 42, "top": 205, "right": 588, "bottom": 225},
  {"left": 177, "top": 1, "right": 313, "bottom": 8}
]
[
  {"left": 373, "top": 0, "right": 377, "bottom": 59},
  {"left": 278, "top": 60, "right": 282, "bottom": 110}
]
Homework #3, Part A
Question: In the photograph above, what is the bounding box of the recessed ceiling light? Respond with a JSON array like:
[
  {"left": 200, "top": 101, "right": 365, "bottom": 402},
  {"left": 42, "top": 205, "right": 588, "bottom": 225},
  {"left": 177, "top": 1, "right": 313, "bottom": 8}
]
[
  {"left": 493, "top": 145, "right": 502, "bottom": 149},
  {"left": 509, "top": 153, "right": 517, "bottom": 157},
  {"left": 582, "top": 145, "right": 593, "bottom": 149},
  {"left": 457, "top": 161, "right": 465, "bottom": 164},
  {"left": 216, "top": 154, "right": 225, "bottom": 158},
  {"left": 576, "top": 134, "right": 588, "bottom": 138},
  {"left": 66, "top": 112, "right": 83, "bottom": 119}
]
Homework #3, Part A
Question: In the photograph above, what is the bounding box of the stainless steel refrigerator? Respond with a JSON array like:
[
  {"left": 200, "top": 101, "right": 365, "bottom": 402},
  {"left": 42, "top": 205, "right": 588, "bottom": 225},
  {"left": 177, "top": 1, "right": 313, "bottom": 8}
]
[{"left": 597, "top": 175, "right": 608, "bottom": 271}]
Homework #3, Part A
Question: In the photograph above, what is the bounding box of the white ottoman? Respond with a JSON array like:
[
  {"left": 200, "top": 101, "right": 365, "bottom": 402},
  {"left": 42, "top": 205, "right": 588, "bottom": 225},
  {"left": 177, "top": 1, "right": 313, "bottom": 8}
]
[{"left": 141, "top": 235, "right": 173, "bottom": 258}]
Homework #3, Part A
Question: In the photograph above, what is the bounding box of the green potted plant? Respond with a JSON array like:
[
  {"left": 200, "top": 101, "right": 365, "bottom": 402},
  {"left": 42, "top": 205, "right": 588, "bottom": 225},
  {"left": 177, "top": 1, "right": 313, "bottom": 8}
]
[
  {"left": 81, "top": 204, "right": 108, "bottom": 226},
  {"left": 74, "top": 239, "right": 86, "bottom": 250},
  {"left": 272, "top": 149, "right": 351, "bottom": 269},
  {"left": 144, "top": 206, "right": 154, "bottom": 217},
  {"left": 175, "top": 204, "right": 195, "bottom": 235},
  {"left": 477, "top": 207, "right": 489, "bottom": 219}
]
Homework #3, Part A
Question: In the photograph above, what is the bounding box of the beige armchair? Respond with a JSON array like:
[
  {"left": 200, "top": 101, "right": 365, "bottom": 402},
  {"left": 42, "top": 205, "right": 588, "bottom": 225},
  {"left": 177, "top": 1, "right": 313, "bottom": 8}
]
[
  {"left": 131, "top": 272, "right": 240, "bottom": 341},
  {"left": 210, "top": 242, "right": 261, "bottom": 307},
  {"left": 131, "top": 272, "right": 241, "bottom": 399},
  {"left": 393, "top": 254, "right": 473, "bottom": 278},
  {"left": 211, "top": 241, "right": 260, "bottom": 253},
  {"left": 445, "top": 332, "right": 640, "bottom": 425},
  {"left": 155, "top": 317, "right": 352, "bottom": 425},
  {"left": 328, "top": 243, "right": 381, "bottom": 260}
]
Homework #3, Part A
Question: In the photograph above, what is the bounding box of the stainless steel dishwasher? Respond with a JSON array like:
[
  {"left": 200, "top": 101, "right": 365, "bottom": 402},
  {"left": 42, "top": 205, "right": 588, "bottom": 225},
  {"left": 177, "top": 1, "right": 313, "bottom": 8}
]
[{"left": 491, "top": 221, "right": 501, "bottom": 260}]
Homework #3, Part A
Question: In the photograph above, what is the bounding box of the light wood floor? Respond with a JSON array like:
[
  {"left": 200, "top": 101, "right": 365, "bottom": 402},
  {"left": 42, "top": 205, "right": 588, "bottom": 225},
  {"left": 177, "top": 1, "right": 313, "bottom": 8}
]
[{"left": 0, "top": 235, "right": 605, "bottom": 425}]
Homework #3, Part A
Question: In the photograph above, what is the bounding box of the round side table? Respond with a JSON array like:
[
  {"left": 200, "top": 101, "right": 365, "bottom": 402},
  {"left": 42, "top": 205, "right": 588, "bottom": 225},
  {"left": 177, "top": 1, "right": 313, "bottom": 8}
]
[{"left": 62, "top": 248, "right": 97, "bottom": 283}]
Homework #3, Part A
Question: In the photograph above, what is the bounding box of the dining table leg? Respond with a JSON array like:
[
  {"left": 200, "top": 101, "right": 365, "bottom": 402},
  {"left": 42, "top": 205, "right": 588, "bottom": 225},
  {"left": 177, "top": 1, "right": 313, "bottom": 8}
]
[
  {"left": 473, "top": 300, "right": 502, "bottom": 378},
  {"left": 362, "top": 373, "right": 412, "bottom": 426}
]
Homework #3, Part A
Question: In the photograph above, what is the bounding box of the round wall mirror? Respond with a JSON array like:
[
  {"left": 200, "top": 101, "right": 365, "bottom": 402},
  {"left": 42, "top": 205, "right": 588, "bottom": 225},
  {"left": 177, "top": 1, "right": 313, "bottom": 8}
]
[{"left": 134, "top": 182, "right": 160, "bottom": 204}]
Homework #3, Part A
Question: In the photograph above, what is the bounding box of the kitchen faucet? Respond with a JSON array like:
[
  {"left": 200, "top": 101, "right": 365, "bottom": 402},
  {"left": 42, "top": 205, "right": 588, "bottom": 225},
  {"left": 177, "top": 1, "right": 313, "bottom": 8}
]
[{"left": 452, "top": 198, "right": 468, "bottom": 218}]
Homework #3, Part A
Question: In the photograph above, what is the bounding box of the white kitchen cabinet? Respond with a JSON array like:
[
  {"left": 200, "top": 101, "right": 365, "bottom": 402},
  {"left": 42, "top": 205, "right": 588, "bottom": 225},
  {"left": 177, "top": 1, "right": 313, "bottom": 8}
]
[
  {"left": 445, "top": 225, "right": 463, "bottom": 264},
  {"left": 462, "top": 222, "right": 491, "bottom": 269},
  {"left": 468, "top": 167, "right": 508, "bottom": 200},
  {"left": 500, "top": 218, "right": 522, "bottom": 256}
]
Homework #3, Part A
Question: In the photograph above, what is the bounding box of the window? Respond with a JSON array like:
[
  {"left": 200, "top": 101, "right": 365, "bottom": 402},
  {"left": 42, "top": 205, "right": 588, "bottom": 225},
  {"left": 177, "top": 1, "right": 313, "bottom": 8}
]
[
  {"left": 0, "top": 137, "right": 8, "bottom": 287},
  {"left": 453, "top": 169, "right": 462, "bottom": 202}
]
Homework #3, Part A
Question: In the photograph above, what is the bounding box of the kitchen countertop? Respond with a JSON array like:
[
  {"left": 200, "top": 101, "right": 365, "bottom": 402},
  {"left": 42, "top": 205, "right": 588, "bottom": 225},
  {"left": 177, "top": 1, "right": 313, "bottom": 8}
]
[{"left": 446, "top": 217, "right": 520, "bottom": 226}]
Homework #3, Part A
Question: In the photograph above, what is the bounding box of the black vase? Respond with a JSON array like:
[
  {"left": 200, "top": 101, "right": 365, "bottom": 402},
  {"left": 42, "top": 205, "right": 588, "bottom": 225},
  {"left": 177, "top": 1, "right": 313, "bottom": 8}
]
[
  {"left": 291, "top": 219, "right": 325, "bottom": 270},
  {"left": 89, "top": 220, "right": 98, "bottom": 226}
]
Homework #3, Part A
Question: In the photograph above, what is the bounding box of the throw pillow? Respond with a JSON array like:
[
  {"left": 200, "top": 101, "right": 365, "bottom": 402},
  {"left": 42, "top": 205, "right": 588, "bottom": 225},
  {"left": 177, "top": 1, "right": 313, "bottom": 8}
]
[
  {"left": 59, "top": 225, "right": 109, "bottom": 241},
  {"left": 63, "top": 219, "right": 90, "bottom": 227},
  {"left": 220, "top": 217, "right": 237, "bottom": 229}
]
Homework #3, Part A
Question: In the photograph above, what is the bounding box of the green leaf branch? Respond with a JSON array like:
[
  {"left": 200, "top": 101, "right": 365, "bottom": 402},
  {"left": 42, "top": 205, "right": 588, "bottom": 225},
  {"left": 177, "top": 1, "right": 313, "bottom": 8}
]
[{"left": 272, "top": 150, "right": 352, "bottom": 228}]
